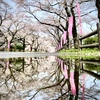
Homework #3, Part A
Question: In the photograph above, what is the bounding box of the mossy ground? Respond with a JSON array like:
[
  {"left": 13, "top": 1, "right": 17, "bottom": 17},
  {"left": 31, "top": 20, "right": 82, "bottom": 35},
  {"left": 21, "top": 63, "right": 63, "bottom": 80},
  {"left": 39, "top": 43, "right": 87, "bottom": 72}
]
[{"left": 57, "top": 48, "right": 100, "bottom": 59}]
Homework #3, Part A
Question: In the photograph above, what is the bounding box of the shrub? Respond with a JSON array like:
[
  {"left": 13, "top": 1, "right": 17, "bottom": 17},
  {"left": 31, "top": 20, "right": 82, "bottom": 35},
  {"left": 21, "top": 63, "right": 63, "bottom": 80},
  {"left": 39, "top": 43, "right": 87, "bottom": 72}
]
[
  {"left": 83, "top": 35, "right": 98, "bottom": 45},
  {"left": 16, "top": 43, "right": 23, "bottom": 51}
]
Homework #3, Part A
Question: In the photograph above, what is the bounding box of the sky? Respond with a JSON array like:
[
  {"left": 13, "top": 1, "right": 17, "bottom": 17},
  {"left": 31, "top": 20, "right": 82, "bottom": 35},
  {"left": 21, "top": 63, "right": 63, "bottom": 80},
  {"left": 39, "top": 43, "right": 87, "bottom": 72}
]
[{"left": 4, "top": 0, "right": 15, "bottom": 7}]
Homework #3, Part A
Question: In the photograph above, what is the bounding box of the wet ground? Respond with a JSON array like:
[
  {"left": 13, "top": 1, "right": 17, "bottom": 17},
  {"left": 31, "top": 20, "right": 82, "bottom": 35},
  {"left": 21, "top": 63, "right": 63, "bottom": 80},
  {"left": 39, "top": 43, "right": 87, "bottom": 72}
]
[{"left": 0, "top": 52, "right": 100, "bottom": 100}]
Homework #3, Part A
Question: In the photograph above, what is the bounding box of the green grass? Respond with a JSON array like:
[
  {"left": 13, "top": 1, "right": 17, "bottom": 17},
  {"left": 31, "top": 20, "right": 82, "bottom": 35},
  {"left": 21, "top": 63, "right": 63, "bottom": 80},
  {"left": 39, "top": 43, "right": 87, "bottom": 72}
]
[
  {"left": 85, "top": 63, "right": 100, "bottom": 72},
  {"left": 58, "top": 48, "right": 100, "bottom": 59}
]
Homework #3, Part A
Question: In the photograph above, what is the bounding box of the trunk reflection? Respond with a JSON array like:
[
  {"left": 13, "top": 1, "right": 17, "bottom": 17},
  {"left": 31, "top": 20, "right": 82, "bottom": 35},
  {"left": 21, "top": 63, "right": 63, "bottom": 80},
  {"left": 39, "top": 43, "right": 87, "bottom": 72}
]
[{"left": 0, "top": 56, "right": 99, "bottom": 100}]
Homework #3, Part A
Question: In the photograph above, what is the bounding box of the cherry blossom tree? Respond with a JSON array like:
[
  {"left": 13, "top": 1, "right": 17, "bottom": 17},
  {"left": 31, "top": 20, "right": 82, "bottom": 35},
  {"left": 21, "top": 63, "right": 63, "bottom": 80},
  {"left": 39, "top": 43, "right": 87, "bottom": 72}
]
[{"left": 13, "top": 0, "right": 98, "bottom": 49}]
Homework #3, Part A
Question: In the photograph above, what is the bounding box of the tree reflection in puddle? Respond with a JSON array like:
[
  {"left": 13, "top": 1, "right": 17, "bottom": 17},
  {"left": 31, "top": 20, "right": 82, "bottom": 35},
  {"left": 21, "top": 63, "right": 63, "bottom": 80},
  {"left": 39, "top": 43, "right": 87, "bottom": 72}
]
[{"left": 0, "top": 56, "right": 100, "bottom": 100}]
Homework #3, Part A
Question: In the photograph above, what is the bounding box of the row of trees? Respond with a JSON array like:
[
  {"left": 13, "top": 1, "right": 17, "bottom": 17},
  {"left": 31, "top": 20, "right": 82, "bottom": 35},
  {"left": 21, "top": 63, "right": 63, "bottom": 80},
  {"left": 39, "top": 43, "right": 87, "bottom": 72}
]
[
  {"left": 0, "top": 0, "right": 50, "bottom": 52},
  {"left": 0, "top": 0, "right": 99, "bottom": 51}
]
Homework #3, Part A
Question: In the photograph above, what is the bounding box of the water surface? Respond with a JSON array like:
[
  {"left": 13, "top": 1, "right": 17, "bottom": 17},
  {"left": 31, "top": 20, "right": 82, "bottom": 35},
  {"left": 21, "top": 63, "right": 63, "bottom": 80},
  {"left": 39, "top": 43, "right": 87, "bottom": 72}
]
[{"left": 0, "top": 52, "right": 100, "bottom": 100}]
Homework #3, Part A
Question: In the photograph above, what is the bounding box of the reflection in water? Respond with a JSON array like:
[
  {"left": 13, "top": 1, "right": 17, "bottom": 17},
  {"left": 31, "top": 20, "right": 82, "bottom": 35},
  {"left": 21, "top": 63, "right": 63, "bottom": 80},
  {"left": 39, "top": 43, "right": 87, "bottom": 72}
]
[
  {"left": 81, "top": 74, "right": 85, "bottom": 100},
  {"left": 70, "top": 71, "right": 76, "bottom": 96},
  {"left": 0, "top": 56, "right": 100, "bottom": 100},
  {"left": 64, "top": 64, "right": 68, "bottom": 79},
  {"left": 5, "top": 59, "right": 10, "bottom": 75}
]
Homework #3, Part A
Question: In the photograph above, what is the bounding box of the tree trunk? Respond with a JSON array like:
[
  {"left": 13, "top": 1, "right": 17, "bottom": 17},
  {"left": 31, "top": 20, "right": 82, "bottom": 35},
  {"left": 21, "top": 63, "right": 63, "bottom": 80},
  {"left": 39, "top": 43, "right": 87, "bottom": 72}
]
[
  {"left": 72, "top": 16, "right": 79, "bottom": 49},
  {"left": 71, "top": 7, "right": 78, "bottom": 49},
  {"left": 23, "top": 38, "right": 25, "bottom": 52},
  {"left": 96, "top": 0, "right": 100, "bottom": 21}
]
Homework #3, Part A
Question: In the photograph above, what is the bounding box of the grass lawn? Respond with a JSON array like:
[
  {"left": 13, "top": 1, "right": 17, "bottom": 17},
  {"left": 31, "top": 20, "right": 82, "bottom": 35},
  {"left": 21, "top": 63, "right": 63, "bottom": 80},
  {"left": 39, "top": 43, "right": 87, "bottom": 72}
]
[{"left": 57, "top": 48, "right": 100, "bottom": 59}]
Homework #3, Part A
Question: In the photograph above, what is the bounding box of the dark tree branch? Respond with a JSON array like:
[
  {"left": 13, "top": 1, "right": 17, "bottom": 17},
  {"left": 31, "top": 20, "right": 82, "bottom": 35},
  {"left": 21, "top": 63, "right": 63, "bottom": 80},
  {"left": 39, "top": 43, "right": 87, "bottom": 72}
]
[{"left": 26, "top": 10, "right": 63, "bottom": 32}]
